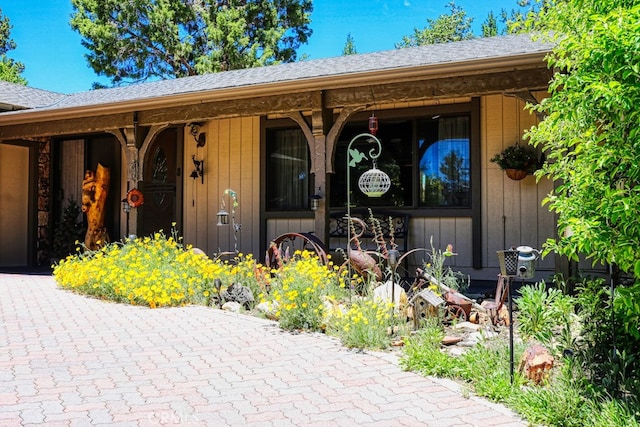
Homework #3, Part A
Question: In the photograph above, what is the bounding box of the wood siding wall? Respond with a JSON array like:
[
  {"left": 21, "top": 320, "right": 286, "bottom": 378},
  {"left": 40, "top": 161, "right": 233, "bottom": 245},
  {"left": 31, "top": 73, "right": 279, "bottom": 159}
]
[
  {"left": 178, "top": 94, "right": 558, "bottom": 282},
  {"left": 183, "top": 117, "right": 261, "bottom": 258},
  {"left": 481, "top": 93, "right": 555, "bottom": 281},
  {"left": 58, "top": 139, "right": 85, "bottom": 209}
]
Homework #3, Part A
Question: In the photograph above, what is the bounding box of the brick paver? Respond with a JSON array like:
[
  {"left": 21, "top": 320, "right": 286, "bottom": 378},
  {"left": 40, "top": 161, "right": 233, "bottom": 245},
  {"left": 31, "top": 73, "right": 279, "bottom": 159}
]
[{"left": 0, "top": 274, "right": 527, "bottom": 426}]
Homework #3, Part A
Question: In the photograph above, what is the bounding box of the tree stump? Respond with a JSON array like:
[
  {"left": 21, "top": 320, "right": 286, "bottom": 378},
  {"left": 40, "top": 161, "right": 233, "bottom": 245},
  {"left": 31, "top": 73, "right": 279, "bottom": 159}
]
[
  {"left": 82, "top": 163, "right": 110, "bottom": 250},
  {"left": 518, "top": 344, "right": 554, "bottom": 385}
]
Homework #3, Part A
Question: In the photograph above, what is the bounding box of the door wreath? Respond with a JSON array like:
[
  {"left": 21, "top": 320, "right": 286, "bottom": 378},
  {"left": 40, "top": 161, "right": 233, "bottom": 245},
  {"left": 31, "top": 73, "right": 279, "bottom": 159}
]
[{"left": 127, "top": 188, "right": 144, "bottom": 207}]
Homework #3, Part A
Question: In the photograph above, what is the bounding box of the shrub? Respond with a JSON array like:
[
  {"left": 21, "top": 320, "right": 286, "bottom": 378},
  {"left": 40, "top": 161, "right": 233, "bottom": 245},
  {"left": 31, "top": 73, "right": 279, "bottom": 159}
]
[
  {"left": 53, "top": 230, "right": 229, "bottom": 308},
  {"left": 402, "top": 318, "right": 523, "bottom": 400},
  {"left": 574, "top": 277, "right": 640, "bottom": 400},
  {"left": 515, "top": 281, "right": 575, "bottom": 350},
  {"left": 510, "top": 359, "right": 639, "bottom": 427},
  {"left": 52, "top": 198, "right": 85, "bottom": 260},
  {"left": 269, "top": 250, "right": 347, "bottom": 331}
]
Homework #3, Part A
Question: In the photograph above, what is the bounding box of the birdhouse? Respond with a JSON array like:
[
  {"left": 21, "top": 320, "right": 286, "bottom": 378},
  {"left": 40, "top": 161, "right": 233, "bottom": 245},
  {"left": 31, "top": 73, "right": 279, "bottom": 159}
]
[{"left": 411, "top": 288, "right": 444, "bottom": 329}]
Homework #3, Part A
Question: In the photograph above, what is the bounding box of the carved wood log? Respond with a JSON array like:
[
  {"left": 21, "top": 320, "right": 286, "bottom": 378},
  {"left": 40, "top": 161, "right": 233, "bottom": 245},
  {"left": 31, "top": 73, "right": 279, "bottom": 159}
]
[{"left": 82, "top": 163, "right": 110, "bottom": 250}]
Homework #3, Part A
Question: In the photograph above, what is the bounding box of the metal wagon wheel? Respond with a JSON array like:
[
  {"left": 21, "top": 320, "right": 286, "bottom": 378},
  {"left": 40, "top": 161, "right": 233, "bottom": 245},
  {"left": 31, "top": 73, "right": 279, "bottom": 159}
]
[
  {"left": 444, "top": 304, "right": 468, "bottom": 323},
  {"left": 265, "top": 232, "right": 328, "bottom": 269}
]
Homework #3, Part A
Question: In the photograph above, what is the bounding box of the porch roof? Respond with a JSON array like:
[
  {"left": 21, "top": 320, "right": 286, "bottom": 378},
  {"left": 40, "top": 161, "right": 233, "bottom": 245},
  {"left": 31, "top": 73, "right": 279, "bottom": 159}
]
[{"left": 0, "top": 34, "right": 553, "bottom": 128}]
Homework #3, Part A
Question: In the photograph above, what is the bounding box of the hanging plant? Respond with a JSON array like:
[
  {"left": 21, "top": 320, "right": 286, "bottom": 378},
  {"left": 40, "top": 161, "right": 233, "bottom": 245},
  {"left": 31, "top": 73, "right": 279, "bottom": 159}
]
[{"left": 490, "top": 143, "right": 541, "bottom": 180}]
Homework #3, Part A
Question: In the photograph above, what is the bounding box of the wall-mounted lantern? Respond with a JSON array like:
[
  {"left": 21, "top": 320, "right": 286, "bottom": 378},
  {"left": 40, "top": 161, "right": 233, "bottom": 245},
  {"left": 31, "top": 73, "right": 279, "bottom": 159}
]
[
  {"left": 121, "top": 197, "right": 131, "bottom": 213},
  {"left": 310, "top": 188, "right": 322, "bottom": 211}
]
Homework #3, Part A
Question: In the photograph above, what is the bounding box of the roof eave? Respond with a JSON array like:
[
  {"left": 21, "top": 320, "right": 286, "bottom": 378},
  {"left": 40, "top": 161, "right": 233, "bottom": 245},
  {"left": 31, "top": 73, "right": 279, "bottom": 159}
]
[{"left": 0, "top": 51, "right": 550, "bottom": 126}]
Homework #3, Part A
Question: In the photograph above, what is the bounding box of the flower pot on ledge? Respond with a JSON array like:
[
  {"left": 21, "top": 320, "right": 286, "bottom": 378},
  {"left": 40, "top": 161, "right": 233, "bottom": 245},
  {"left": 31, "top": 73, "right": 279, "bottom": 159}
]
[{"left": 505, "top": 169, "right": 528, "bottom": 180}]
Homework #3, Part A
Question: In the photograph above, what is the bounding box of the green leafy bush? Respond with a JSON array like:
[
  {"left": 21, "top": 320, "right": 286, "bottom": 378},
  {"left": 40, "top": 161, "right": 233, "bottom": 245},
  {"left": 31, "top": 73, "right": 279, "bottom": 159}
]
[
  {"left": 515, "top": 281, "right": 575, "bottom": 350},
  {"left": 401, "top": 318, "right": 458, "bottom": 377},
  {"left": 575, "top": 277, "right": 640, "bottom": 400},
  {"left": 511, "top": 360, "right": 639, "bottom": 427}
]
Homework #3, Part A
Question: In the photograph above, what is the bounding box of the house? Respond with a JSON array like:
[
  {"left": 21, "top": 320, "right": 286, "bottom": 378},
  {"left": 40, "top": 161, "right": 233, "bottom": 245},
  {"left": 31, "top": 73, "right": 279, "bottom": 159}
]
[{"left": 0, "top": 34, "right": 564, "bottom": 282}]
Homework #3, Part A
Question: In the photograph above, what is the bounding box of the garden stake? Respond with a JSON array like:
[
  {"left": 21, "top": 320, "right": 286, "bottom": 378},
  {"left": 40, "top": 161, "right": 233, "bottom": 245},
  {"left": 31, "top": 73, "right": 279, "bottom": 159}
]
[
  {"left": 214, "top": 278, "right": 223, "bottom": 308},
  {"left": 508, "top": 277, "right": 514, "bottom": 384}
]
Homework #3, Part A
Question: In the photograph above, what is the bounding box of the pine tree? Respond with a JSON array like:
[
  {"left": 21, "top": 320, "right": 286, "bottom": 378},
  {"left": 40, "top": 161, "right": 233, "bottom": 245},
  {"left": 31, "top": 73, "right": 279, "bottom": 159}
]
[{"left": 70, "top": 0, "right": 313, "bottom": 86}]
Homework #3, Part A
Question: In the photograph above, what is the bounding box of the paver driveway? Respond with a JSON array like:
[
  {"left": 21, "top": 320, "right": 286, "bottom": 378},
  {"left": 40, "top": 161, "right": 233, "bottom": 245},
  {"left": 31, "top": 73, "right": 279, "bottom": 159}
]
[{"left": 0, "top": 273, "right": 526, "bottom": 426}]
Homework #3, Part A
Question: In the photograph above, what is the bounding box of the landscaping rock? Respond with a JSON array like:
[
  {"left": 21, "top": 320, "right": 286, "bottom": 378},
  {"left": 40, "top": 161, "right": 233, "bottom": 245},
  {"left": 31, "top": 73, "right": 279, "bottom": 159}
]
[
  {"left": 459, "top": 333, "right": 481, "bottom": 347},
  {"left": 442, "top": 335, "right": 463, "bottom": 346},
  {"left": 255, "top": 301, "right": 279, "bottom": 320},
  {"left": 373, "top": 281, "right": 408, "bottom": 313},
  {"left": 221, "top": 301, "right": 241, "bottom": 312},
  {"left": 447, "top": 346, "right": 467, "bottom": 357},
  {"left": 191, "top": 247, "right": 208, "bottom": 258},
  {"left": 453, "top": 321, "right": 482, "bottom": 331},
  {"left": 221, "top": 283, "right": 254, "bottom": 309}
]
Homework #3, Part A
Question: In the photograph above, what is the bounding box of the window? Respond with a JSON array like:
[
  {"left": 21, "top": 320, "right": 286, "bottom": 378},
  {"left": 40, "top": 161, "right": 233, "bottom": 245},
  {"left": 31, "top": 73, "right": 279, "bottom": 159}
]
[
  {"left": 417, "top": 116, "right": 470, "bottom": 207},
  {"left": 331, "top": 108, "right": 473, "bottom": 210},
  {"left": 266, "top": 128, "right": 310, "bottom": 210}
]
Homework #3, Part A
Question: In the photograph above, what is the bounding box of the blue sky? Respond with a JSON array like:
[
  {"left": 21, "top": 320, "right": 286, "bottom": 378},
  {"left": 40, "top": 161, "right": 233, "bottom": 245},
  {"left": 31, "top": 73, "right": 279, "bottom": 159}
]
[{"left": 3, "top": 0, "right": 522, "bottom": 94}]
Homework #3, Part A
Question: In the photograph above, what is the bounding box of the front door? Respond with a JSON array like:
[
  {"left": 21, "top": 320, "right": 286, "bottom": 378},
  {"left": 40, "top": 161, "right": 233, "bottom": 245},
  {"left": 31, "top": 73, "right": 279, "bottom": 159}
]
[
  {"left": 0, "top": 142, "right": 33, "bottom": 267},
  {"left": 138, "top": 128, "right": 182, "bottom": 236}
]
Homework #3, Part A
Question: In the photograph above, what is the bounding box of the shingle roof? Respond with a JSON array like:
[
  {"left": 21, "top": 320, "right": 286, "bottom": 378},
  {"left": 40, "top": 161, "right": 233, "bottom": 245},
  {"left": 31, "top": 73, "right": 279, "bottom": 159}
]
[
  {"left": 2, "top": 34, "right": 552, "bottom": 114},
  {"left": 0, "top": 81, "right": 67, "bottom": 110}
]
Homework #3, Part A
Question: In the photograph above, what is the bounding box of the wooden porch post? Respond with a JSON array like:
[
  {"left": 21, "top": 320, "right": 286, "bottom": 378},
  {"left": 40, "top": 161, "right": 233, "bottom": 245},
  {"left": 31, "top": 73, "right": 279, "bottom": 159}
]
[
  {"left": 311, "top": 92, "right": 331, "bottom": 245},
  {"left": 124, "top": 127, "right": 140, "bottom": 237},
  {"left": 110, "top": 125, "right": 141, "bottom": 238}
]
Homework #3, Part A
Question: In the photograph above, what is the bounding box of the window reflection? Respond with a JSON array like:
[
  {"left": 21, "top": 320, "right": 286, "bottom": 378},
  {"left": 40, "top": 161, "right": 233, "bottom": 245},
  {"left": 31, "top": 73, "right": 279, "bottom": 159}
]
[{"left": 418, "top": 116, "right": 470, "bottom": 207}]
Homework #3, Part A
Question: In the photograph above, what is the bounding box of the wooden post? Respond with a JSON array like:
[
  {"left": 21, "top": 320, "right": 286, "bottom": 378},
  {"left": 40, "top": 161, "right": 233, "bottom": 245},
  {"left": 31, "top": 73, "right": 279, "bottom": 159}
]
[{"left": 82, "top": 163, "right": 111, "bottom": 250}]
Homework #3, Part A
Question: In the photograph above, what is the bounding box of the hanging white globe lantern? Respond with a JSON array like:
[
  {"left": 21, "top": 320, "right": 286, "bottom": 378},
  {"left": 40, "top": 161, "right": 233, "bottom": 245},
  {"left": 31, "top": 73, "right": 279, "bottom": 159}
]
[{"left": 358, "top": 167, "right": 391, "bottom": 197}]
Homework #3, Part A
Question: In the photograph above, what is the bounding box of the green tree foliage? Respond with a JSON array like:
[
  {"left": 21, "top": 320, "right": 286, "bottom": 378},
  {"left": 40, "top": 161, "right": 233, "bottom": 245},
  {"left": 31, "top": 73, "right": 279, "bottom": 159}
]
[
  {"left": 396, "top": 1, "right": 474, "bottom": 48},
  {"left": 503, "top": 0, "right": 548, "bottom": 33},
  {"left": 526, "top": 1, "right": 640, "bottom": 278},
  {"left": 481, "top": 11, "right": 499, "bottom": 37},
  {"left": 70, "top": 0, "right": 313, "bottom": 85},
  {"left": 526, "top": 2, "right": 640, "bottom": 400},
  {"left": 0, "top": 7, "right": 26, "bottom": 85},
  {"left": 342, "top": 33, "right": 357, "bottom": 55}
]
